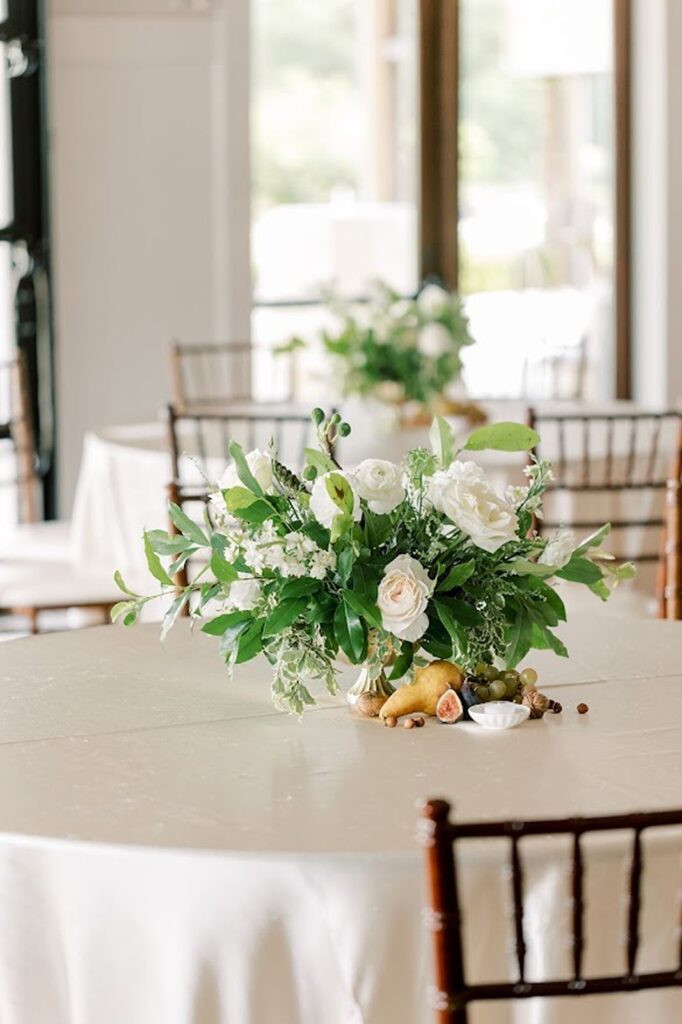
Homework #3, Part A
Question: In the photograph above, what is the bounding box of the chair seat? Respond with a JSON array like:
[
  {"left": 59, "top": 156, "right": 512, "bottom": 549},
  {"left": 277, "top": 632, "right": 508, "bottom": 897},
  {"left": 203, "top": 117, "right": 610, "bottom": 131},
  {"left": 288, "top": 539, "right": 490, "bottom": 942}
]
[
  {"left": 0, "top": 559, "right": 128, "bottom": 610},
  {"left": 0, "top": 520, "right": 74, "bottom": 562}
]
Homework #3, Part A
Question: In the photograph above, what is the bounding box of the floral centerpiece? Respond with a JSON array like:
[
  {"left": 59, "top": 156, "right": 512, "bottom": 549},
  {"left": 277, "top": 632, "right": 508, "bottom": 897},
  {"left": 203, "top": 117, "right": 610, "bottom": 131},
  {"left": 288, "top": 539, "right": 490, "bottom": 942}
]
[
  {"left": 282, "top": 280, "right": 481, "bottom": 427},
  {"left": 114, "top": 411, "right": 633, "bottom": 715}
]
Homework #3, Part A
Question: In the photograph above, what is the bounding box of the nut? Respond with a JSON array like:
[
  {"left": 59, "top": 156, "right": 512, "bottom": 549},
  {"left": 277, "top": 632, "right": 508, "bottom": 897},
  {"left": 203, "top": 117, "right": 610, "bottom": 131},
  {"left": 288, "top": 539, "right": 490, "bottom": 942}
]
[
  {"left": 403, "top": 717, "right": 416, "bottom": 729},
  {"left": 413, "top": 716, "right": 425, "bottom": 728},
  {"left": 355, "top": 693, "right": 387, "bottom": 718},
  {"left": 576, "top": 702, "right": 589, "bottom": 715},
  {"left": 549, "top": 700, "right": 563, "bottom": 714},
  {"left": 384, "top": 715, "right": 397, "bottom": 728}
]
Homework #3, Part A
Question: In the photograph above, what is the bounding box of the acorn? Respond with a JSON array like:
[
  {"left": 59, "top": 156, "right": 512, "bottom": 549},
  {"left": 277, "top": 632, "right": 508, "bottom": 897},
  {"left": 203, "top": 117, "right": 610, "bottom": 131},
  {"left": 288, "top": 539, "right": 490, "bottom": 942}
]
[{"left": 577, "top": 702, "right": 589, "bottom": 715}]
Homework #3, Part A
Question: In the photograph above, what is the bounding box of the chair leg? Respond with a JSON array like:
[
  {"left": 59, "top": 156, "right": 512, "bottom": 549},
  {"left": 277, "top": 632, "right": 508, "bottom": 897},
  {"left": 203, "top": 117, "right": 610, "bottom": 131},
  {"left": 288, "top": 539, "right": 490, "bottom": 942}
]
[{"left": 28, "top": 608, "right": 39, "bottom": 635}]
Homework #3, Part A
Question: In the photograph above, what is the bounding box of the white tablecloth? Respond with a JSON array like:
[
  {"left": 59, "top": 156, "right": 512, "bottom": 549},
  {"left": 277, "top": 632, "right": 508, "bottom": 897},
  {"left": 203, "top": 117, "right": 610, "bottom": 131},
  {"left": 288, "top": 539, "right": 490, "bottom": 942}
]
[{"left": 1, "top": 615, "right": 681, "bottom": 1023}]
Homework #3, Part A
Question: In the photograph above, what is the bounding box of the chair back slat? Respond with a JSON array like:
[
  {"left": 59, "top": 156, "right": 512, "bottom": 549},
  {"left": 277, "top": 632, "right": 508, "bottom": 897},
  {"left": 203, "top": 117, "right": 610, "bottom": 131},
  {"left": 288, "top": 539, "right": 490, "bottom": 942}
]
[
  {"left": 626, "top": 827, "right": 643, "bottom": 977},
  {"left": 0, "top": 355, "right": 40, "bottom": 524},
  {"left": 170, "top": 341, "right": 254, "bottom": 411},
  {"left": 420, "top": 801, "right": 682, "bottom": 1023},
  {"left": 510, "top": 835, "right": 526, "bottom": 983},
  {"left": 571, "top": 832, "right": 585, "bottom": 981},
  {"left": 529, "top": 410, "right": 682, "bottom": 574}
]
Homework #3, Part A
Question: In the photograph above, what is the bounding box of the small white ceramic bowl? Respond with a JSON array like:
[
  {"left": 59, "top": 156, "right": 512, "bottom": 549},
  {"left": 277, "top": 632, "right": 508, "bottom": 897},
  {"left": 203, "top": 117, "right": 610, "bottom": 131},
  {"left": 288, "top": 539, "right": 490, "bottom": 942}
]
[{"left": 468, "top": 701, "right": 530, "bottom": 730}]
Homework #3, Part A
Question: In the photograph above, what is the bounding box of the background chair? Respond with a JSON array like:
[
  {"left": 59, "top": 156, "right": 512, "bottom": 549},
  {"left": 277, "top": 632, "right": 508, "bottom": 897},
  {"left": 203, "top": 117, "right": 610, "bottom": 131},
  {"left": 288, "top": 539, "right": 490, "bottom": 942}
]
[
  {"left": 527, "top": 409, "right": 682, "bottom": 613},
  {"left": 419, "top": 799, "right": 682, "bottom": 1024},
  {"left": 166, "top": 403, "right": 319, "bottom": 592},
  {"left": 521, "top": 337, "right": 588, "bottom": 402},
  {"left": 0, "top": 356, "right": 121, "bottom": 634},
  {"left": 170, "top": 340, "right": 253, "bottom": 411}
]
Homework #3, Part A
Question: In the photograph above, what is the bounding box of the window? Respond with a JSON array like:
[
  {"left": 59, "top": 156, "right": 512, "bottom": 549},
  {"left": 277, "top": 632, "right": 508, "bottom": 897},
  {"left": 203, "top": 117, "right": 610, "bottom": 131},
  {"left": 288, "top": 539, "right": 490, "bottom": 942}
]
[
  {"left": 457, "top": 0, "right": 617, "bottom": 400},
  {"left": 250, "top": 0, "right": 419, "bottom": 400}
]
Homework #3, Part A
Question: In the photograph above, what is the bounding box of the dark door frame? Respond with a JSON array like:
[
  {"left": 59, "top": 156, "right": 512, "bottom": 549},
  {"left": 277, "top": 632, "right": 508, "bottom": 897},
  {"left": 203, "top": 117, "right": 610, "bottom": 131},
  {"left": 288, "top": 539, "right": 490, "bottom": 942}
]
[{"left": 0, "top": 0, "right": 56, "bottom": 516}]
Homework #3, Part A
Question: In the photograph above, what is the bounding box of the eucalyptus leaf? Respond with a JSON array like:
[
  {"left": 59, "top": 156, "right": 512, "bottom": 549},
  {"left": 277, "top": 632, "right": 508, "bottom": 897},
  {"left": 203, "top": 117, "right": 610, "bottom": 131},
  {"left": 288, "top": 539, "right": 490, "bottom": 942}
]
[
  {"left": 168, "top": 502, "right": 209, "bottom": 547},
  {"left": 574, "top": 523, "right": 611, "bottom": 556},
  {"left": 556, "top": 555, "right": 602, "bottom": 585},
  {"left": 143, "top": 531, "right": 175, "bottom": 587},
  {"left": 227, "top": 440, "right": 264, "bottom": 496},
  {"left": 160, "top": 591, "right": 189, "bottom": 642},
  {"left": 145, "top": 529, "right": 193, "bottom": 556},
  {"left": 429, "top": 414, "right": 455, "bottom": 467},
  {"left": 114, "top": 570, "right": 140, "bottom": 598},
  {"left": 464, "top": 421, "right": 540, "bottom": 453},
  {"left": 202, "top": 611, "right": 253, "bottom": 636}
]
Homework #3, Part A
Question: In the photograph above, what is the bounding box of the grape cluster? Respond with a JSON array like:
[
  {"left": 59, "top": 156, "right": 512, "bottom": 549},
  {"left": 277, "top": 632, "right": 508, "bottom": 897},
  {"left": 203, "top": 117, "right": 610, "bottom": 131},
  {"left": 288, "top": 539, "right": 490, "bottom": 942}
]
[{"left": 467, "top": 663, "right": 538, "bottom": 704}]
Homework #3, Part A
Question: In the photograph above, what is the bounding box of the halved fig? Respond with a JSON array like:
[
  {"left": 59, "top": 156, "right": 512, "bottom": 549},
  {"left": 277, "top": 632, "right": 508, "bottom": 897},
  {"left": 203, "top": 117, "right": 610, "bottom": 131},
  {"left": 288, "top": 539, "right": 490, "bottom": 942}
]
[{"left": 436, "top": 688, "right": 464, "bottom": 724}]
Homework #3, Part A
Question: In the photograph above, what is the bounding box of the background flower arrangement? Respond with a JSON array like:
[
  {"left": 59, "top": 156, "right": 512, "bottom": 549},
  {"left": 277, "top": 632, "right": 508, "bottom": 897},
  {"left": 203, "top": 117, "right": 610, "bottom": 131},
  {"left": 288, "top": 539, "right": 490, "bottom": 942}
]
[
  {"left": 282, "top": 280, "right": 477, "bottom": 414},
  {"left": 114, "top": 411, "right": 634, "bottom": 715}
]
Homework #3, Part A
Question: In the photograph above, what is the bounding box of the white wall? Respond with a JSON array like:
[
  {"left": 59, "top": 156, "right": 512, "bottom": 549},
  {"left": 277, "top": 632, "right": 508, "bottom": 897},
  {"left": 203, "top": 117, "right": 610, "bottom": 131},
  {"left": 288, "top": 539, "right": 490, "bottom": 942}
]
[
  {"left": 631, "top": 0, "right": 682, "bottom": 406},
  {"left": 48, "top": 2, "right": 250, "bottom": 512}
]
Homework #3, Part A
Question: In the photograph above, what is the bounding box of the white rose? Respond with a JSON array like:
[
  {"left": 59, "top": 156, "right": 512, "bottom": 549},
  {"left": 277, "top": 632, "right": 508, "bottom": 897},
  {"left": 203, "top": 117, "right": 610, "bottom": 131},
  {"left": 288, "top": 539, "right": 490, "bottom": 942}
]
[
  {"left": 219, "top": 449, "right": 273, "bottom": 494},
  {"left": 227, "top": 578, "right": 261, "bottom": 611},
  {"left": 389, "top": 298, "right": 415, "bottom": 321},
  {"left": 417, "top": 322, "right": 452, "bottom": 358},
  {"left": 429, "top": 460, "right": 518, "bottom": 553},
  {"left": 377, "top": 554, "right": 436, "bottom": 642},
  {"left": 418, "top": 283, "right": 450, "bottom": 317},
  {"left": 539, "top": 527, "right": 575, "bottom": 569},
  {"left": 309, "top": 471, "right": 362, "bottom": 529},
  {"left": 355, "top": 459, "right": 406, "bottom": 514}
]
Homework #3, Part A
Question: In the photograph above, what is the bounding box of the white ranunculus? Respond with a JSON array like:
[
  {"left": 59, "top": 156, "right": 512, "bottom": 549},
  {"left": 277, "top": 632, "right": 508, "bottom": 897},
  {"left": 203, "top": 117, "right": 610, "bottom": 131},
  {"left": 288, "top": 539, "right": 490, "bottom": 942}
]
[
  {"left": 377, "top": 554, "right": 436, "bottom": 642},
  {"left": 309, "top": 471, "right": 362, "bottom": 529},
  {"left": 219, "top": 449, "right": 273, "bottom": 494},
  {"left": 227, "top": 578, "right": 262, "bottom": 611},
  {"left": 418, "top": 283, "right": 450, "bottom": 317},
  {"left": 417, "top": 322, "right": 452, "bottom": 358},
  {"left": 355, "top": 459, "right": 406, "bottom": 514},
  {"left": 539, "top": 527, "right": 576, "bottom": 569},
  {"left": 429, "top": 460, "right": 518, "bottom": 553}
]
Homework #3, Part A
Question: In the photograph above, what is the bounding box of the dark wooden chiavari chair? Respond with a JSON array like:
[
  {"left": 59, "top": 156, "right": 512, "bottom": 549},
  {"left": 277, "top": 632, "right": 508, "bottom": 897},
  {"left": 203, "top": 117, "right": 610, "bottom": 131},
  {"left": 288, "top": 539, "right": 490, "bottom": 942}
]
[
  {"left": 419, "top": 799, "right": 682, "bottom": 1023},
  {"left": 521, "top": 337, "right": 588, "bottom": 402},
  {"left": 166, "top": 403, "right": 318, "bottom": 594},
  {"left": 528, "top": 409, "right": 682, "bottom": 613},
  {"left": 0, "top": 355, "right": 39, "bottom": 524},
  {"left": 170, "top": 341, "right": 253, "bottom": 412},
  {"left": 0, "top": 355, "right": 121, "bottom": 634}
]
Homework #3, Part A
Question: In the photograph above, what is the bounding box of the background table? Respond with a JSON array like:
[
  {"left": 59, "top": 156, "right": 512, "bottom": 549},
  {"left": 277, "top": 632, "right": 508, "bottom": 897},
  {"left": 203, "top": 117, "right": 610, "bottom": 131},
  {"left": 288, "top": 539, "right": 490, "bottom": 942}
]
[{"left": 1, "top": 616, "right": 681, "bottom": 1023}]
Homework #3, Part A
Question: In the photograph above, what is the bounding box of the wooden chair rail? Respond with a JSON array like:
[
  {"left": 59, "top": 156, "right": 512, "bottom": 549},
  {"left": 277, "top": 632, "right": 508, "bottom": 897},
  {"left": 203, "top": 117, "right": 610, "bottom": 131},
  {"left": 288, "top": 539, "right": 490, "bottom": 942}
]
[{"left": 420, "top": 799, "right": 682, "bottom": 1023}]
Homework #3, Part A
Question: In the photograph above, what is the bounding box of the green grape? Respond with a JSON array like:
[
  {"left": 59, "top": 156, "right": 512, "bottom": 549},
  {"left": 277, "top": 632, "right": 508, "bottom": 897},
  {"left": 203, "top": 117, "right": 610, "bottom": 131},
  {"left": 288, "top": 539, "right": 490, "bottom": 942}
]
[
  {"left": 483, "top": 665, "right": 500, "bottom": 682},
  {"left": 501, "top": 669, "right": 519, "bottom": 683},
  {"left": 505, "top": 678, "right": 518, "bottom": 699},
  {"left": 474, "top": 684, "right": 490, "bottom": 702},
  {"left": 489, "top": 679, "right": 507, "bottom": 701},
  {"left": 474, "top": 662, "right": 488, "bottom": 677},
  {"left": 519, "top": 667, "right": 538, "bottom": 688}
]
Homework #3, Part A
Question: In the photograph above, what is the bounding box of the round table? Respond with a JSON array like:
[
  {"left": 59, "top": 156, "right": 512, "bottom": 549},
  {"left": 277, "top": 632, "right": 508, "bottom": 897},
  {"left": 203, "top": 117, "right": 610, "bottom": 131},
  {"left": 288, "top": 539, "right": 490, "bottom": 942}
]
[{"left": 1, "top": 616, "right": 681, "bottom": 1023}]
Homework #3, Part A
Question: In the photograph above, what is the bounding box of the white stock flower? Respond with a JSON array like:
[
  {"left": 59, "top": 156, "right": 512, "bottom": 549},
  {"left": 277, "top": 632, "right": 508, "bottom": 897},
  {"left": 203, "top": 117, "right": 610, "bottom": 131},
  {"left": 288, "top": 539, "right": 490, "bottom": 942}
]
[
  {"left": 219, "top": 449, "right": 273, "bottom": 493},
  {"left": 539, "top": 528, "right": 576, "bottom": 569},
  {"left": 377, "top": 554, "right": 435, "bottom": 642},
  {"left": 309, "top": 471, "right": 362, "bottom": 529},
  {"left": 227, "top": 578, "right": 262, "bottom": 611},
  {"left": 355, "top": 459, "right": 406, "bottom": 514},
  {"left": 429, "top": 460, "right": 518, "bottom": 553},
  {"left": 417, "top": 322, "right": 452, "bottom": 358},
  {"left": 418, "top": 283, "right": 450, "bottom": 317},
  {"left": 389, "top": 299, "right": 415, "bottom": 321}
]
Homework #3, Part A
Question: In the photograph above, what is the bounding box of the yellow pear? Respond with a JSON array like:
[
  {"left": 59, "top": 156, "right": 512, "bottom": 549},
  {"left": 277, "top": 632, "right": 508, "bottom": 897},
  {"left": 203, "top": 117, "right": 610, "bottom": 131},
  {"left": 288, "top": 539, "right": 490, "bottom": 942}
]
[{"left": 379, "top": 660, "right": 463, "bottom": 719}]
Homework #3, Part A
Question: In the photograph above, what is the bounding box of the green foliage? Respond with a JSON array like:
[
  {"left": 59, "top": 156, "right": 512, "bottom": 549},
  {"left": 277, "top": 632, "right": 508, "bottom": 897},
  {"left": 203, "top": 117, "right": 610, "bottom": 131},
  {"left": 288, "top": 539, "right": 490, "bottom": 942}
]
[
  {"left": 119, "top": 406, "right": 634, "bottom": 713},
  {"left": 464, "top": 422, "right": 540, "bottom": 453}
]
